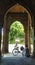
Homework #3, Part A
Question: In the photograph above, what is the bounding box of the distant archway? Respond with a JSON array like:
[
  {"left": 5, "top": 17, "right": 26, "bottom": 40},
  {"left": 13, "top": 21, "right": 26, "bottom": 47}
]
[
  {"left": 8, "top": 20, "right": 25, "bottom": 44},
  {"left": 8, "top": 20, "right": 25, "bottom": 53}
]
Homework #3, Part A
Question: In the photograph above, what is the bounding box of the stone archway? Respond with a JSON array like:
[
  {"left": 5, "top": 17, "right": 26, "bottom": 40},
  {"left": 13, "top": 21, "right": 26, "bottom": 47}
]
[{"left": 2, "top": 4, "right": 32, "bottom": 56}]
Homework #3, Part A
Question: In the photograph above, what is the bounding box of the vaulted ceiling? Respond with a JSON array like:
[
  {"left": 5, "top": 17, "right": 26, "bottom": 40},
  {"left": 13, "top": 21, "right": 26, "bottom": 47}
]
[{"left": 0, "top": 0, "right": 35, "bottom": 26}]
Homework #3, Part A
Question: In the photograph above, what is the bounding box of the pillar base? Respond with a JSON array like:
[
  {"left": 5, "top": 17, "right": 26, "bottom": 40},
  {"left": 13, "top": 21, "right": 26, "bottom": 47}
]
[
  {"left": 2, "top": 50, "right": 8, "bottom": 54},
  {"left": 0, "top": 54, "right": 1, "bottom": 63},
  {"left": 2, "top": 44, "right": 8, "bottom": 54},
  {"left": 31, "top": 54, "right": 35, "bottom": 58},
  {"left": 26, "top": 47, "right": 30, "bottom": 57}
]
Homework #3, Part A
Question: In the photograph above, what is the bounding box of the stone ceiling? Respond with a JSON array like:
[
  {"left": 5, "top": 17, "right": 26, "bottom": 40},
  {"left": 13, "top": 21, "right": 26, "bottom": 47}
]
[{"left": 0, "top": 0, "right": 35, "bottom": 26}]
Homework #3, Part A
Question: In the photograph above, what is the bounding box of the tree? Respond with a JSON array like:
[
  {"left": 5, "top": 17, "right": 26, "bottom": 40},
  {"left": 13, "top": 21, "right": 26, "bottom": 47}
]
[{"left": 8, "top": 21, "right": 25, "bottom": 44}]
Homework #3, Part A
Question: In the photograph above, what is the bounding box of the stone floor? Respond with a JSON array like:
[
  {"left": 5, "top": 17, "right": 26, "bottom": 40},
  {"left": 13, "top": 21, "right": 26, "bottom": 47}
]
[{"left": 0, "top": 53, "right": 35, "bottom": 65}]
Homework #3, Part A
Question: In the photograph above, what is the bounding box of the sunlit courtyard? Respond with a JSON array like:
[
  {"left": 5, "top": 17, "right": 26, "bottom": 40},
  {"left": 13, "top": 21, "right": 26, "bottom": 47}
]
[{"left": 0, "top": 44, "right": 35, "bottom": 65}]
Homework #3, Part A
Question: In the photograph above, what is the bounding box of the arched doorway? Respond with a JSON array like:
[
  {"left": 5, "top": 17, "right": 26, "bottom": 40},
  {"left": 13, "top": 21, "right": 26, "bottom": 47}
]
[
  {"left": 2, "top": 3, "right": 33, "bottom": 57},
  {"left": 8, "top": 20, "right": 25, "bottom": 53}
]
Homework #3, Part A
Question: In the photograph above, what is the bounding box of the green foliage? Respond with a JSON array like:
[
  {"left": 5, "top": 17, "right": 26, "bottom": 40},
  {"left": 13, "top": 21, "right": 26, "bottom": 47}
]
[
  {"left": 8, "top": 21, "right": 33, "bottom": 44},
  {"left": 8, "top": 21, "right": 25, "bottom": 44}
]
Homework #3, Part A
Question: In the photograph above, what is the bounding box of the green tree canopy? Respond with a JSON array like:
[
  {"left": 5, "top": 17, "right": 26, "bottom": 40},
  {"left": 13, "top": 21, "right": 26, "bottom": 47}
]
[
  {"left": 8, "top": 21, "right": 25, "bottom": 44},
  {"left": 8, "top": 21, "right": 33, "bottom": 44}
]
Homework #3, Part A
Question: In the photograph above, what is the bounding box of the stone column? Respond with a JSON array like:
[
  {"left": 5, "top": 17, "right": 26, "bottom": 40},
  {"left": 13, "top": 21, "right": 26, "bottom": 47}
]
[
  {"left": 32, "top": 17, "right": 35, "bottom": 57},
  {"left": 33, "top": 28, "right": 35, "bottom": 57},
  {"left": 2, "top": 23, "right": 8, "bottom": 53},
  {"left": 0, "top": 26, "right": 2, "bottom": 62},
  {"left": 24, "top": 21, "right": 30, "bottom": 57}
]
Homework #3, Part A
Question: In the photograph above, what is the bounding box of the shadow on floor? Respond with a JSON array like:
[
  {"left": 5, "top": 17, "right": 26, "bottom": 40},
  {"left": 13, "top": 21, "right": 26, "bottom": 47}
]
[{"left": 0, "top": 53, "right": 35, "bottom": 65}]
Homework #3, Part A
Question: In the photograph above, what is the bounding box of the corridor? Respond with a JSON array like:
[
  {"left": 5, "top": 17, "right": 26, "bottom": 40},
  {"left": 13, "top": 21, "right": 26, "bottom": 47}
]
[{"left": 0, "top": 53, "right": 35, "bottom": 65}]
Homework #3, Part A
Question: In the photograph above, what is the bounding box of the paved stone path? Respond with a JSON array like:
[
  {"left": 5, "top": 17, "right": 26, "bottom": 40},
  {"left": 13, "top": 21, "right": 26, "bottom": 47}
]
[
  {"left": 0, "top": 53, "right": 35, "bottom": 65},
  {"left": 0, "top": 44, "right": 34, "bottom": 65}
]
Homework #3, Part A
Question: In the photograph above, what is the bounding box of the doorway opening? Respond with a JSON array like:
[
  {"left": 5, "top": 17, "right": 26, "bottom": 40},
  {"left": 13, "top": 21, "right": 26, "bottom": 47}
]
[{"left": 8, "top": 20, "right": 25, "bottom": 53}]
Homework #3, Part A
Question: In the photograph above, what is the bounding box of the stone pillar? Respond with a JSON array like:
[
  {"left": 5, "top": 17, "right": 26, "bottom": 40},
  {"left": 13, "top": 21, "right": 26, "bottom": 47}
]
[
  {"left": 24, "top": 21, "right": 30, "bottom": 57},
  {"left": 32, "top": 17, "right": 35, "bottom": 57},
  {"left": 33, "top": 28, "right": 35, "bottom": 57},
  {"left": 0, "top": 26, "right": 2, "bottom": 62},
  {"left": 2, "top": 23, "right": 8, "bottom": 53}
]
